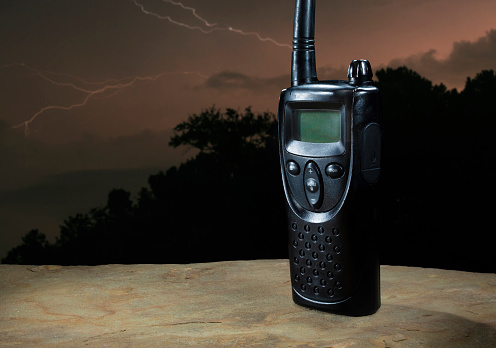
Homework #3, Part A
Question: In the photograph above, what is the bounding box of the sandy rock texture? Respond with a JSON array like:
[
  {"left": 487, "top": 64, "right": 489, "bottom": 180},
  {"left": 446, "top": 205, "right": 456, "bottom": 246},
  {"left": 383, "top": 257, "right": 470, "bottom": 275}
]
[{"left": 0, "top": 260, "right": 495, "bottom": 347}]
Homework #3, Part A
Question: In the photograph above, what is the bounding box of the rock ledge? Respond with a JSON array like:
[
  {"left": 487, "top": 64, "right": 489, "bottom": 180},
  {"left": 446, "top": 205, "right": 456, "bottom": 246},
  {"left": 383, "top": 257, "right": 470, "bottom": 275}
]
[{"left": 1, "top": 261, "right": 495, "bottom": 347}]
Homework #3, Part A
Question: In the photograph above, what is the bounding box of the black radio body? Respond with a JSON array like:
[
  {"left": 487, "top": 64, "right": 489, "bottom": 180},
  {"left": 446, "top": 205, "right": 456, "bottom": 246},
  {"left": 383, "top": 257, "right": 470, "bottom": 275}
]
[{"left": 278, "top": 0, "right": 382, "bottom": 316}]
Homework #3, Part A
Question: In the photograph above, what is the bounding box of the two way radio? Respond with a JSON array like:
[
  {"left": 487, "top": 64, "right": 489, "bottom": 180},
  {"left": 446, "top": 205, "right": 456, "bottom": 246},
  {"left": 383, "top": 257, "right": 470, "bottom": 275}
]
[{"left": 278, "top": 0, "right": 381, "bottom": 316}]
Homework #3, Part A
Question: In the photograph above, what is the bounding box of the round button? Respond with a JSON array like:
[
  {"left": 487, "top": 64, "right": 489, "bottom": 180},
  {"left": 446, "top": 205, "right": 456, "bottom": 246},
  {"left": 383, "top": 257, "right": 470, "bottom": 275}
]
[
  {"left": 325, "top": 163, "right": 344, "bottom": 179},
  {"left": 305, "top": 178, "right": 319, "bottom": 193},
  {"left": 287, "top": 161, "right": 300, "bottom": 175}
]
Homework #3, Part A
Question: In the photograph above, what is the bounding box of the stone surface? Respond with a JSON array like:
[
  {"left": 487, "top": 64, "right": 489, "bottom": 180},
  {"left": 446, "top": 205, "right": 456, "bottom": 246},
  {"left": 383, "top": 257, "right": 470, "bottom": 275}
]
[{"left": 0, "top": 261, "right": 495, "bottom": 347}]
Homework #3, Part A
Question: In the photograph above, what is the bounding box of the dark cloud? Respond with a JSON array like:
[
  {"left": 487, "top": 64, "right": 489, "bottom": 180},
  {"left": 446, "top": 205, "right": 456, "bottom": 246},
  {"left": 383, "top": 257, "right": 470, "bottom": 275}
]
[
  {"left": 203, "top": 66, "right": 351, "bottom": 92},
  {"left": 0, "top": 121, "right": 186, "bottom": 191},
  {"left": 204, "top": 71, "right": 287, "bottom": 91},
  {"left": 388, "top": 29, "right": 496, "bottom": 89}
]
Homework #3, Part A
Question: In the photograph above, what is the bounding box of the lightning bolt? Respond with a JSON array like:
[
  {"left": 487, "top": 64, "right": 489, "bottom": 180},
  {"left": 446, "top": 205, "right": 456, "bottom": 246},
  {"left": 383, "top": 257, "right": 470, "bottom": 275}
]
[
  {"left": 9, "top": 63, "right": 209, "bottom": 136},
  {"left": 163, "top": 0, "right": 217, "bottom": 27},
  {"left": 133, "top": 0, "right": 292, "bottom": 49},
  {"left": 8, "top": 1, "right": 289, "bottom": 136}
]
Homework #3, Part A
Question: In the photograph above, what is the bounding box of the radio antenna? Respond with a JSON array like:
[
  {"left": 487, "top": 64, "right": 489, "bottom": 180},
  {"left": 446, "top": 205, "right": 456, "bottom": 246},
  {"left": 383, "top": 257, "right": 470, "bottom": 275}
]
[{"left": 291, "top": 0, "right": 317, "bottom": 87}]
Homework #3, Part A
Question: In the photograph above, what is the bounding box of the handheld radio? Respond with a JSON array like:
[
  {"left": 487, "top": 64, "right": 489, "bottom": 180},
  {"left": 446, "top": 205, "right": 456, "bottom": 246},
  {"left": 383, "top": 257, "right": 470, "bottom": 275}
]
[{"left": 278, "top": 0, "right": 381, "bottom": 316}]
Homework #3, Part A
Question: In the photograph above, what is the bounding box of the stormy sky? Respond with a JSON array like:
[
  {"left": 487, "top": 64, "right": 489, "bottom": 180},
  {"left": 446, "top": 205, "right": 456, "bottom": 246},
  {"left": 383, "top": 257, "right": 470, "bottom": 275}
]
[{"left": 1, "top": 0, "right": 496, "bottom": 259}]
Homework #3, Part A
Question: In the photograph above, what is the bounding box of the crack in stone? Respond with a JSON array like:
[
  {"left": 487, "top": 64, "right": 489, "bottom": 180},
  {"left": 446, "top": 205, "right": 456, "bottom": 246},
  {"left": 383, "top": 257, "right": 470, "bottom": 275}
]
[{"left": 152, "top": 321, "right": 223, "bottom": 327}]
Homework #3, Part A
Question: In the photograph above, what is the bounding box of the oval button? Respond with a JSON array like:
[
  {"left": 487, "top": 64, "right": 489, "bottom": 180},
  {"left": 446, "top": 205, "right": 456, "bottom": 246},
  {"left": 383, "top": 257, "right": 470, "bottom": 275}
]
[
  {"left": 325, "top": 163, "right": 344, "bottom": 179},
  {"left": 304, "top": 161, "right": 323, "bottom": 209}
]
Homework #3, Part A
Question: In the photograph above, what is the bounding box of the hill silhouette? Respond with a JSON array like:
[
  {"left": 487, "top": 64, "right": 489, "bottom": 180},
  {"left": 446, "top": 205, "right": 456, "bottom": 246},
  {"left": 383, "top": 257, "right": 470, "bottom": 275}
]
[{"left": 3, "top": 67, "right": 496, "bottom": 273}]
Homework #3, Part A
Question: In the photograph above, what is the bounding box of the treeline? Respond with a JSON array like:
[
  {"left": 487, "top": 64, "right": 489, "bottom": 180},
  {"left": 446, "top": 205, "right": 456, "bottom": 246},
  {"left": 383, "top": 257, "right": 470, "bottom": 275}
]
[
  {"left": 376, "top": 67, "right": 496, "bottom": 272},
  {"left": 3, "top": 67, "right": 496, "bottom": 272},
  {"left": 3, "top": 107, "right": 286, "bottom": 265}
]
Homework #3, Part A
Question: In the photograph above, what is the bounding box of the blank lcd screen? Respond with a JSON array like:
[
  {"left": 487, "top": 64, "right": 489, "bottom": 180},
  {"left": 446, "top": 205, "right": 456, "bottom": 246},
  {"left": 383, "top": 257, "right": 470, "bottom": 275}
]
[{"left": 296, "top": 110, "right": 341, "bottom": 143}]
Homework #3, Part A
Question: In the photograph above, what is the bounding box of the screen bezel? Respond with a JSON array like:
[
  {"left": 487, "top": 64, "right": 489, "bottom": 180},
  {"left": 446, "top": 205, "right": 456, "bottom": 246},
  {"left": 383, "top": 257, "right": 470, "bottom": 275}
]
[{"left": 284, "top": 102, "right": 347, "bottom": 157}]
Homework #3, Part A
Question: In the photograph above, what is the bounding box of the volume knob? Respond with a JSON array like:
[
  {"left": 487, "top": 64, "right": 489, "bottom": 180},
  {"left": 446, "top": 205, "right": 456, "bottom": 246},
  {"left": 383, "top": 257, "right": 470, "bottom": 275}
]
[{"left": 347, "top": 59, "right": 373, "bottom": 84}]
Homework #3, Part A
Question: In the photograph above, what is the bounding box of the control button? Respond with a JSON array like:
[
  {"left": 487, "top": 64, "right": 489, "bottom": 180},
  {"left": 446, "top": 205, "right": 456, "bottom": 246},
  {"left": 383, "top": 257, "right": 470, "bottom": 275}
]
[
  {"left": 305, "top": 178, "right": 319, "bottom": 193},
  {"left": 303, "top": 161, "right": 323, "bottom": 209},
  {"left": 347, "top": 59, "right": 373, "bottom": 84},
  {"left": 325, "top": 163, "right": 344, "bottom": 179},
  {"left": 287, "top": 160, "right": 300, "bottom": 175}
]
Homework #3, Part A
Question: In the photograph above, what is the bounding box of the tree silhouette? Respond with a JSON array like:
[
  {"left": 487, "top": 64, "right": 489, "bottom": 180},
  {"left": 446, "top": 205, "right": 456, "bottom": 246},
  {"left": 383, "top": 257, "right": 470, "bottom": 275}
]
[
  {"left": 3, "top": 71, "right": 496, "bottom": 272},
  {"left": 2, "top": 229, "right": 50, "bottom": 265},
  {"left": 375, "top": 67, "right": 496, "bottom": 272},
  {"left": 169, "top": 106, "right": 275, "bottom": 156},
  {"left": 136, "top": 106, "right": 285, "bottom": 263}
]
